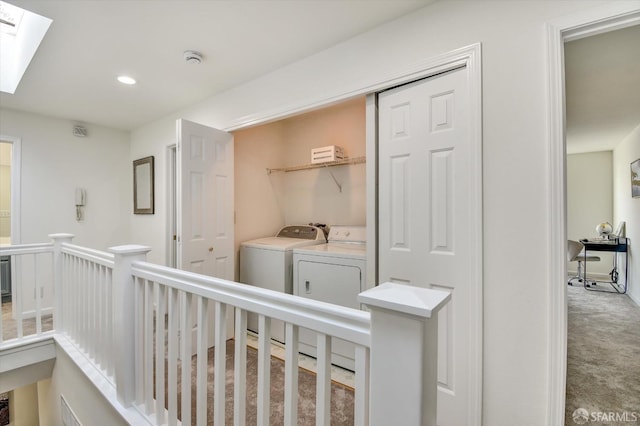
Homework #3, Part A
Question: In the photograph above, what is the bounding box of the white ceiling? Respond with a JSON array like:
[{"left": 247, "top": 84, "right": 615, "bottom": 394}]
[
  {"left": 2, "top": 1, "right": 637, "bottom": 149},
  {"left": 565, "top": 24, "right": 640, "bottom": 154},
  {"left": 0, "top": 0, "right": 432, "bottom": 131}
]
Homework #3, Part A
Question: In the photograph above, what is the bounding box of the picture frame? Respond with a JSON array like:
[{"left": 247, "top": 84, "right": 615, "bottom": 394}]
[
  {"left": 632, "top": 158, "right": 640, "bottom": 198},
  {"left": 133, "top": 156, "right": 154, "bottom": 214}
]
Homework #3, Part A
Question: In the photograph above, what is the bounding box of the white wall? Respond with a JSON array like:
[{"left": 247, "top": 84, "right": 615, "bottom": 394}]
[
  {"left": 0, "top": 109, "right": 130, "bottom": 249},
  {"left": 37, "top": 346, "right": 127, "bottom": 426},
  {"left": 233, "top": 98, "right": 365, "bottom": 280},
  {"left": 613, "top": 122, "right": 640, "bottom": 304},
  {"left": 10, "top": 383, "right": 39, "bottom": 426},
  {"left": 128, "top": 1, "right": 610, "bottom": 424},
  {"left": 281, "top": 97, "right": 366, "bottom": 226},
  {"left": 567, "top": 151, "right": 614, "bottom": 275}
]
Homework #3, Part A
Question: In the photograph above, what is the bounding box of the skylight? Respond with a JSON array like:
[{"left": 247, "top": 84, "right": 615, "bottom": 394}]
[{"left": 0, "top": 1, "right": 52, "bottom": 94}]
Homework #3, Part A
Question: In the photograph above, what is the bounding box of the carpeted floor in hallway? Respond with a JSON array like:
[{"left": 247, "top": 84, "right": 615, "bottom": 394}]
[{"left": 565, "top": 283, "right": 640, "bottom": 425}]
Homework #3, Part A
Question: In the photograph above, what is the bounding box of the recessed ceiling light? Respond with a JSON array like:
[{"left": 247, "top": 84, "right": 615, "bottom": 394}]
[{"left": 117, "top": 75, "right": 136, "bottom": 85}]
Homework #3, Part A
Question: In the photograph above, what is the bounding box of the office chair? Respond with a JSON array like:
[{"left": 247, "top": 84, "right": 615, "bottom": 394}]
[{"left": 567, "top": 240, "right": 600, "bottom": 286}]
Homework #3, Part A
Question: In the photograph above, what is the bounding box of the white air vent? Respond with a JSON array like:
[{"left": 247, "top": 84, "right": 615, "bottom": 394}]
[
  {"left": 61, "top": 395, "right": 82, "bottom": 426},
  {"left": 73, "top": 126, "right": 87, "bottom": 137}
]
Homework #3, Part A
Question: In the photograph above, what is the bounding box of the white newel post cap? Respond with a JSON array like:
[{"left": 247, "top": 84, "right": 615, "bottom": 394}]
[
  {"left": 49, "top": 233, "right": 75, "bottom": 241},
  {"left": 358, "top": 282, "right": 451, "bottom": 426},
  {"left": 108, "top": 244, "right": 152, "bottom": 256},
  {"left": 358, "top": 282, "right": 451, "bottom": 318}
]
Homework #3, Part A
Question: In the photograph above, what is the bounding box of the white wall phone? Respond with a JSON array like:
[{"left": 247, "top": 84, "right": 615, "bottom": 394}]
[{"left": 75, "top": 188, "right": 86, "bottom": 221}]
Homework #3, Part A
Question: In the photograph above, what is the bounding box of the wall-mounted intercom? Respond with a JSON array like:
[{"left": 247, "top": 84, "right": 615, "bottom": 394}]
[{"left": 75, "top": 188, "right": 86, "bottom": 221}]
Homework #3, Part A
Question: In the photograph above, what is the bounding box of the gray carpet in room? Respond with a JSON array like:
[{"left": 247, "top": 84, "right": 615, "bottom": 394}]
[{"left": 566, "top": 284, "right": 640, "bottom": 425}]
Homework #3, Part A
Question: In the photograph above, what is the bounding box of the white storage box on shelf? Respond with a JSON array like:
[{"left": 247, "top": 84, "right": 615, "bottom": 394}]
[{"left": 311, "top": 145, "right": 345, "bottom": 164}]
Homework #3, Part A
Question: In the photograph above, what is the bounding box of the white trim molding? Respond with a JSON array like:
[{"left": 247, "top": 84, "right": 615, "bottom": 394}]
[
  {"left": 226, "top": 43, "right": 483, "bottom": 425},
  {"left": 0, "top": 134, "right": 21, "bottom": 245},
  {"left": 545, "top": 3, "right": 640, "bottom": 425}
]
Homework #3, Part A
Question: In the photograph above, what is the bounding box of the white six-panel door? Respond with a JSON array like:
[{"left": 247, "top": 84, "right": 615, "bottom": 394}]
[
  {"left": 177, "top": 119, "right": 234, "bottom": 279},
  {"left": 176, "top": 119, "right": 235, "bottom": 349},
  {"left": 378, "top": 67, "right": 473, "bottom": 426}
]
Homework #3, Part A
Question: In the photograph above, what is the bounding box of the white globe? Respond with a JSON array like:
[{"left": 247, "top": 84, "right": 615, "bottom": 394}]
[{"left": 596, "top": 222, "right": 613, "bottom": 237}]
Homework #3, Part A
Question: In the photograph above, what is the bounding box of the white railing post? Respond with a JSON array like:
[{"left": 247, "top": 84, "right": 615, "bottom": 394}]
[
  {"left": 358, "top": 282, "right": 451, "bottom": 426},
  {"left": 49, "top": 233, "right": 75, "bottom": 332},
  {"left": 109, "top": 244, "right": 151, "bottom": 407}
]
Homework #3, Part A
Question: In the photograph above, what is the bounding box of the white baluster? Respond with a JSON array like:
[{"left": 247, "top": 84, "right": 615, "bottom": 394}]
[
  {"left": 144, "top": 279, "right": 154, "bottom": 414},
  {"left": 180, "top": 291, "right": 193, "bottom": 426},
  {"left": 234, "top": 308, "right": 247, "bottom": 426},
  {"left": 167, "top": 287, "right": 179, "bottom": 426},
  {"left": 196, "top": 296, "right": 209, "bottom": 425},
  {"left": 214, "top": 301, "right": 228, "bottom": 425},
  {"left": 354, "top": 345, "right": 370, "bottom": 426},
  {"left": 155, "top": 282, "right": 166, "bottom": 424},
  {"left": 316, "top": 333, "right": 331, "bottom": 426},
  {"left": 284, "top": 323, "right": 299, "bottom": 426},
  {"left": 257, "top": 315, "right": 271, "bottom": 426}
]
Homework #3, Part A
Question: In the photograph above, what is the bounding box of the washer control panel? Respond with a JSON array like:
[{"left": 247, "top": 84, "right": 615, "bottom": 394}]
[{"left": 276, "top": 225, "right": 324, "bottom": 240}]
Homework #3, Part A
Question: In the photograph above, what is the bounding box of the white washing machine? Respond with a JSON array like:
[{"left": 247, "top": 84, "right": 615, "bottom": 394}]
[
  {"left": 239, "top": 225, "right": 326, "bottom": 342},
  {"left": 293, "top": 225, "right": 366, "bottom": 370}
]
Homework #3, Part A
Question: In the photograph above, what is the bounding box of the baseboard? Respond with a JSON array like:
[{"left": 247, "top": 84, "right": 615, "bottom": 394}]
[
  {"left": 21, "top": 307, "right": 53, "bottom": 319},
  {"left": 627, "top": 292, "right": 640, "bottom": 307}
]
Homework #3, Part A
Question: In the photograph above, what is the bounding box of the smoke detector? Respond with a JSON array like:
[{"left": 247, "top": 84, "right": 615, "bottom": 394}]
[
  {"left": 184, "top": 50, "right": 203, "bottom": 64},
  {"left": 73, "top": 125, "right": 87, "bottom": 137}
]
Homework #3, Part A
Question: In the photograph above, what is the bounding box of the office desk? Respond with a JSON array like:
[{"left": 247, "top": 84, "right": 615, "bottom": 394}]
[{"left": 582, "top": 237, "right": 629, "bottom": 294}]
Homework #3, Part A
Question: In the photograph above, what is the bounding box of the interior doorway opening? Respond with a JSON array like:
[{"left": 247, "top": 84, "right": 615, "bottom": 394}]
[{"left": 546, "top": 4, "right": 640, "bottom": 424}]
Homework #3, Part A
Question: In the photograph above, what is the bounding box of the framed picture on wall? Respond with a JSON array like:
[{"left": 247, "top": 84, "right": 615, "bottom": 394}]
[
  {"left": 134, "top": 156, "right": 154, "bottom": 214},
  {"left": 632, "top": 158, "right": 640, "bottom": 198}
]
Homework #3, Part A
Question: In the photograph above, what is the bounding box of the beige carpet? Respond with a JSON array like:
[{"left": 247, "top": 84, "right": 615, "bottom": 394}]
[
  {"left": 168, "top": 339, "right": 354, "bottom": 425},
  {"left": 566, "top": 284, "right": 640, "bottom": 425},
  {"left": 3, "top": 299, "right": 354, "bottom": 424}
]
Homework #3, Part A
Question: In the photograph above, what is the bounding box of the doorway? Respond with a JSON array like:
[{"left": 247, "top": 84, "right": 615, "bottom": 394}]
[
  {"left": 0, "top": 136, "right": 20, "bottom": 321},
  {"left": 546, "top": 4, "right": 640, "bottom": 424}
]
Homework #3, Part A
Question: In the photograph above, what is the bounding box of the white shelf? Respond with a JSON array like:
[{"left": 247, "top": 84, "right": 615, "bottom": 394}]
[
  {"left": 266, "top": 156, "right": 365, "bottom": 175},
  {"left": 266, "top": 156, "right": 366, "bottom": 192}
]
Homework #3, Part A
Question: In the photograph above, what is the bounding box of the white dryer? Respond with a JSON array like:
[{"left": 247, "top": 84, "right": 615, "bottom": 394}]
[
  {"left": 293, "top": 225, "right": 366, "bottom": 370},
  {"left": 239, "top": 225, "right": 326, "bottom": 342}
]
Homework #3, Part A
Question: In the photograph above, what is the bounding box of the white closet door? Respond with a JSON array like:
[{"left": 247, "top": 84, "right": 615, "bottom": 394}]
[{"left": 378, "top": 67, "right": 474, "bottom": 426}]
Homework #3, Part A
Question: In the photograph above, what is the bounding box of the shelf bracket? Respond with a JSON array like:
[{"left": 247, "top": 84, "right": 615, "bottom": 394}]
[{"left": 324, "top": 165, "right": 343, "bottom": 192}]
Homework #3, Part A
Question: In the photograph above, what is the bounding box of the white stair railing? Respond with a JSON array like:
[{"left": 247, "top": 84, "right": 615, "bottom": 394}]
[
  {"left": 0, "top": 241, "right": 54, "bottom": 345},
  {"left": 6, "top": 235, "right": 450, "bottom": 426}
]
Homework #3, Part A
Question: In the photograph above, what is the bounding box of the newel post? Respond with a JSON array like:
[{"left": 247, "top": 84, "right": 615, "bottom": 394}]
[
  {"left": 358, "top": 282, "right": 451, "bottom": 426},
  {"left": 49, "top": 233, "right": 74, "bottom": 332},
  {"left": 109, "top": 244, "right": 151, "bottom": 407}
]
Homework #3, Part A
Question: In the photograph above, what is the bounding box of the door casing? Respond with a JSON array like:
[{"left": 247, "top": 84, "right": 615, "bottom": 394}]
[
  {"left": 546, "top": 4, "right": 640, "bottom": 425},
  {"left": 219, "top": 44, "right": 484, "bottom": 424}
]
